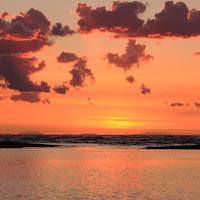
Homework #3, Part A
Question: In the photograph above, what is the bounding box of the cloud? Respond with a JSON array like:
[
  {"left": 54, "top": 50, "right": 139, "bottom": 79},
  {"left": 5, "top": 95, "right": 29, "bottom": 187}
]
[
  {"left": 11, "top": 92, "right": 41, "bottom": 103},
  {"left": 10, "top": 92, "right": 50, "bottom": 104},
  {"left": 0, "top": 12, "right": 10, "bottom": 19},
  {"left": 57, "top": 52, "right": 79, "bottom": 63},
  {"left": 76, "top": 1, "right": 146, "bottom": 33},
  {"left": 137, "top": 2, "right": 200, "bottom": 38},
  {"left": 42, "top": 98, "right": 50, "bottom": 104},
  {"left": 76, "top": 1, "right": 200, "bottom": 38},
  {"left": 126, "top": 76, "right": 135, "bottom": 84},
  {"left": 1, "top": 20, "right": 33, "bottom": 37},
  {"left": 0, "top": 54, "right": 51, "bottom": 92},
  {"left": 0, "top": 39, "right": 52, "bottom": 55},
  {"left": 105, "top": 40, "right": 153, "bottom": 70},
  {"left": 1, "top": 8, "right": 51, "bottom": 40},
  {"left": 170, "top": 103, "right": 189, "bottom": 107},
  {"left": 193, "top": 51, "right": 200, "bottom": 56},
  {"left": 0, "top": 8, "right": 54, "bottom": 55},
  {"left": 0, "top": 8, "right": 75, "bottom": 41},
  {"left": 0, "top": 83, "right": 7, "bottom": 89},
  {"left": 195, "top": 103, "right": 200, "bottom": 107},
  {"left": 0, "top": 9, "right": 74, "bottom": 56},
  {"left": 70, "top": 57, "right": 95, "bottom": 87},
  {"left": 141, "top": 84, "right": 151, "bottom": 95},
  {"left": 87, "top": 97, "right": 94, "bottom": 105},
  {"left": 57, "top": 51, "right": 95, "bottom": 87},
  {"left": 51, "top": 23, "right": 76, "bottom": 36},
  {"left": 139, "top": 1, "right": 200, "bottom": 38},
  {"left": 53, "top": 85, "right": 69, "bottom": 95},
  {"left": 12, "top": 8, "right": 51, "bottom": 35},
  {"left": 0, "top": 8, "right": 77, "bottom": 103}
]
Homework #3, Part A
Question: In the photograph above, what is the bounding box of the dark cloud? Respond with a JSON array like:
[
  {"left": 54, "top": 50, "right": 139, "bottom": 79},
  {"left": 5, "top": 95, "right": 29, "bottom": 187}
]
[
  {"left": 87, "top": 97, "right": 94, "bottom": 105},
  {"left": 12, "top": 8, "right": 51, "bottom": 35},
  {"left": 195, "top": 103, "right": 200, "bottom": 107},
  {"left": 0, "top": 8, "right": 78, "bottom": 103},
  {"left": 0, "top": 12, "right": 10, "bottom": 19},
  {"left": 76, "top": 1, "right": 200, "bottom": 38},
  {"left": 11, "top": 92, "right": 41, "bottom": 103},
  {"left": 57, "top": 51, "right": 95, "bottom": 88},
  {"left": 53, "top": 85, "right": 69, "bottom": 95},
  {"left": 36, "top": 61, "right": 46, "bottom": 72},
  {"left": 193, "top": 51, "right": 200, "bottom": 56},
  {"left": 76, "top": 1, "right": 146, "bottom": 33},
  {"left": 70, "top": 57, "right": 95, "bottom": 87},
  {"left": 0, "top": 9, "right": 73, "bottom": 57},
  {"left": 51, "top": 23, "right": 76, "bottom": 36},
  {"left": 141, "top": 84, "right": 151, "bottom": 95},
  {"left": 57, "top": 52, "right": 79, "bottom": 63},
  {"left": 105, "top": 40, "right": 153, "bottom": 70},
  {"left": 10, "top": 92, "right": 50, "bottom": 104},
  {"left": 42, "top": 98, "right": 50, "bottom": 104},
  {"left": 0, "top": 8, "right": 75, "bottom": 41},
  {"left": 0, "top": 8, "right": 51, "bottom": 42},
  {"left": 170, "top": 103, "right": 189, "bottom": 107},
  {"left": 0, "top": 83, "right": 7, "bottom": 89},
  {"left": 2, "top": 20, "right": 36, "bottom": 38},
  {"left": 126, "top": 76, "right": 135, "bottom": 84},
  {"left": 0, "top": 39, "right": 52, "bottom": 55},
  {"left": 0, "top": 8, "right": 54, "bottom": 55},
  {"left": 0, "top": 18, "right": 6, "bottom": 30},
  {"left": 0, "top": 54, "right": 51, "bottom": 92},
  {"left": 140, "top": 1, "right": 200, "bottom": 38}
]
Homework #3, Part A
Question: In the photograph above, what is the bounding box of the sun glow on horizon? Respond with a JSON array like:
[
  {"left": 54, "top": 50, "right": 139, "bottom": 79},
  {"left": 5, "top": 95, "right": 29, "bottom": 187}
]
[{"left": 100, "top": 117, "right": 146, "bottom": 129}]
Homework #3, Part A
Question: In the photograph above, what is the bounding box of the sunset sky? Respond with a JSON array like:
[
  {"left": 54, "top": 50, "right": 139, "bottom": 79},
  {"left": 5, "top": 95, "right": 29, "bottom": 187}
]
[{"left": 1, "top": 0, "right": 200, "bottom": 134}]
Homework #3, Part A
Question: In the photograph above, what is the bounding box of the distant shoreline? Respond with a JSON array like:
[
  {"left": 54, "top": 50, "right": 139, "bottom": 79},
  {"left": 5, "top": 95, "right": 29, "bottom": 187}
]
[
  {"left": 0, "top": 141, "right": 58, "bottom": 148},
  {"left": 146, "top": 145, "right": 200, "bottom": 150}
]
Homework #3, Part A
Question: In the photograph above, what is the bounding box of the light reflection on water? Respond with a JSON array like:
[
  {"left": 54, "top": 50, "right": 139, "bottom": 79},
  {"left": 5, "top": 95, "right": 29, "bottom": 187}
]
[{"left": 0, "top": 146, "right": 200, "bottom": 200}]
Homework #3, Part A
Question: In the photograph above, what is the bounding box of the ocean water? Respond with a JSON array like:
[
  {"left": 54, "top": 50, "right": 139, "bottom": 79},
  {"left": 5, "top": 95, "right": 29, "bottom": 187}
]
[{"left": 0, "top": 145, "right": 200, "bottom": 200}]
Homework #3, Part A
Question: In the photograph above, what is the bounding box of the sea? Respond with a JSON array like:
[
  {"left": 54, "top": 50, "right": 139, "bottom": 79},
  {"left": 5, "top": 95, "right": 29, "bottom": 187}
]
[{"left": 0, "top": 134, "right": 200, "bottom": 200}]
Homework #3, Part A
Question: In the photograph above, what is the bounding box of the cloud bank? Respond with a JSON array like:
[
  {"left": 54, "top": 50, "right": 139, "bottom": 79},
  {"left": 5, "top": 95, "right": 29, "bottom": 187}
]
[
  {"left": 76, "top": 1, "right": 200, "bottom": 38},
  {"left": 76, "top": 1, "right": 146, "bottom": 34}
]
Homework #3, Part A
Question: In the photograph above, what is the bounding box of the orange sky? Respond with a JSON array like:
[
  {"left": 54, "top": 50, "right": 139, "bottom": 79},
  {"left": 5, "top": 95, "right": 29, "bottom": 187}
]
[{"left": 1, "top": 0, "right": 200, "bottom": 134}]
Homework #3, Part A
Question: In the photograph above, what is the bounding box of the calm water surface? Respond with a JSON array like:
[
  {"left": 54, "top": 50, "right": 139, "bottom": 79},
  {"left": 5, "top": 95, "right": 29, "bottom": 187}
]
[{"left": 0, "top": 146, "right": 200, "bottom": 200}]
